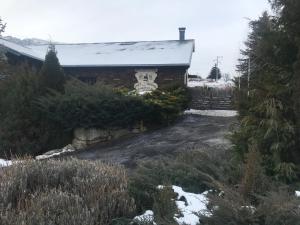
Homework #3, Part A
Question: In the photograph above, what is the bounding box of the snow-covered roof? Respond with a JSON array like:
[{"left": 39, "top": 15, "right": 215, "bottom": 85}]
[{"left": 0, "top": 38, "right": 195, "bottom": 67}]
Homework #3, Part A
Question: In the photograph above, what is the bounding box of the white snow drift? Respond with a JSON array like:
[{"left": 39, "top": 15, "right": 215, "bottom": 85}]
[
  {"left": 187, "top": 78, "right": 234, "bottom": 89},
  {"left": 0, "top": 158, "right": 12, "bottom": 168},
  {"left": 184, "top": 109, "right": 238, "bottom": 117},
  {"left": 134, "top": 185, "right": 210, "bottom": 225},
  {"left": 172, "top": 185, "right": 210, "bottom": 225}
]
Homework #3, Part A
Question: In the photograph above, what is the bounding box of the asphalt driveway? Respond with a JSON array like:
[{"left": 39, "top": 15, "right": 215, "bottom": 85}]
[{"left": 67, "top": 114, "right": 237, "bottom": 168}]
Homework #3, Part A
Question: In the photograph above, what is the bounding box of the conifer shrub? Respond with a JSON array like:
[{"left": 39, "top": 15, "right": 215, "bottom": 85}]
[
  {"left": 36, "top": 79, "right": 189, "bottom": 131},
  {"left": 0, "top": 159, "right": 135, "bottom": 225},
  {"left": 0, "top": 65, "right": 71, "bottom": 157},
  {"left": 39, "top": 44, "right": 65, "bottom": 93},
  {"left": 0, "top": 73, "right": 189, "bottom": 157},
  {"left": 143, "top": 86, "right": 190, "bottom": 124}
]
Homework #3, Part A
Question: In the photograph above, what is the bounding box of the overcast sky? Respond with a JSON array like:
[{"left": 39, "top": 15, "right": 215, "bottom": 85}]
[{"left": 1, "top": 0, "right": 271, "bottom": 77}]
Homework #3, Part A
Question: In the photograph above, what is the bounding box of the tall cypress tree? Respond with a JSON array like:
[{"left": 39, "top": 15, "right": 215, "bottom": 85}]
[
  {"left": 233, "top": 11, "right": 298, "bottom": 181},
  {"left": 271, "top": 0, "right": 300, "bottom": 148},
  {"left": 40, "top": 44, "right": 65, "bottom": 93}
]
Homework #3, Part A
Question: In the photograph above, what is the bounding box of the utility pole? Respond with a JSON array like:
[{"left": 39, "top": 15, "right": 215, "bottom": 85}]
[
  {"left": 214, "top": 56, "right": 223, "bottom": 81},
  {"left": 247, "top": 58, "right": 251, "bottom": 96},
  {"left": 238, "top": 71, "right": 241, "bottom": 90}
]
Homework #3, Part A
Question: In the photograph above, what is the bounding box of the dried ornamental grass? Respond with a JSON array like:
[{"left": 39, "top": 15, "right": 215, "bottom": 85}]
[{"left": 0, "top": 159, "right": 135, "bottom": 225}]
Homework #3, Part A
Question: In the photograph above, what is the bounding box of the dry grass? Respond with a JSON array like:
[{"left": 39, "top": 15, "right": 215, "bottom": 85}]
[{"left": 0, "top": 158, "right": 135, "bottom": 225}]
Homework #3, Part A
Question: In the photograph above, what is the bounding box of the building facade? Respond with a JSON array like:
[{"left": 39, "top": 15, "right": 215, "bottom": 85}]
[{"left": 0, "top": 28, "right": 195, "bottom": 92}]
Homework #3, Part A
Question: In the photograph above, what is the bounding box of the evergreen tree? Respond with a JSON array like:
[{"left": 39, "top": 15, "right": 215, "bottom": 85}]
[
  {"left": 0, "top": 64, "right": 72, "bottom": 157},
  {"left": 0, "top": 17, "right": 6, "bottom": 36},
  {"left": 0, "top": 66, "right": 47, "bottom": 156},
  {"left": 207, "top": 64, "right": 221, "bottom": 80},
  {"left": 0, "top": 17, "right": 13, "bottom": 79},
  {"left": 40, "top": 44, "right": 65, "bottom": 93},
  {"left": 233, "top": 11, "right": 298, "bottom": 181},
  {"left": 271, "top": 0, "right": 300, "bottom": 151}
]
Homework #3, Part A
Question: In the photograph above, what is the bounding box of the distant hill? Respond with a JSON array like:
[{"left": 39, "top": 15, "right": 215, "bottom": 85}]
[{"left": 3, "top": 36, "right": 59, "bottom": 46}]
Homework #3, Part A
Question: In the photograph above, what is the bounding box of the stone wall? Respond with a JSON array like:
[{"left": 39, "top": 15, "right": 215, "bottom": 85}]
[
  {"left": 188, "top": 87, "right": 234, "bottom": 110},
  {"left": 72, "top": 126, "right": 146, "bottom": 149}
]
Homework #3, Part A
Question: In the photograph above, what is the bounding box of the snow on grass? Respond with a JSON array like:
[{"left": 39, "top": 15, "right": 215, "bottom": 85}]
[
  {"left": 188, "top": 79, "right": 234, "bottom": 89},
  {"left": 0, "top": 158, "right": 12, "bottom": 168},
  {"left": 134, "top": 210, "right": 157, "bottom": 225},
  {"left": 1, "top": 145, "right": 76, "bottom": 168},
  {"left": 172, "top": 185, "right": 210, "bottom": 225},
  {"left": 184, "top": 109, "right": 238, "bottom": 117}
]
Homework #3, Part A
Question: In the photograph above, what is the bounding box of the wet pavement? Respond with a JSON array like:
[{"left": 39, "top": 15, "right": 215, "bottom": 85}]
[{"left": 66, "top": 114, "right": 237, "bottom": 168}]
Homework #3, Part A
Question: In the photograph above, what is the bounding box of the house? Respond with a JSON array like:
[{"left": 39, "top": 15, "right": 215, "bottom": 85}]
[{"left": 0, "top": 28, "right": 195, "bottom": 92}]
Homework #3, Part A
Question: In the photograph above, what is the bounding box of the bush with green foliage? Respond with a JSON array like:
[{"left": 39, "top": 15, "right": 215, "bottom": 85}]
[
  {"left": 0, "top": 65, "right": 71, "bottom": 157},
  {"left": 0, "top": 62, "right": 188, "bottom": 157},
  {"left": 36, "top": 80, "right": 150, "bottom": 130},
  {"left": 143, "top": 86, "right": 190, "bottom": 124},
  {"left": 0, "top": 44, "right": 71, "bottom": 158},
  {"left": 0, "top": 159, "right": 135, "bottom": 225},
  {"left": 36, "top": 80, "right": 189, "bottom": 131}
]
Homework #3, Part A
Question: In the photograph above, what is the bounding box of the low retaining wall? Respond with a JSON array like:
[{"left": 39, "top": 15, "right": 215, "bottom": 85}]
[{"left": 72, "top": 125, "right": 146, "bottom": 149}]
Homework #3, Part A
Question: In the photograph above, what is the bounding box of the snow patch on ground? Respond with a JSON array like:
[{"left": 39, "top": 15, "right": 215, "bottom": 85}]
[
  {"left": 188, "top": 79, "right": 234, "bottom": 88},
  {"left": 172, "top": 186, "right": 210, "bottom": 225},
  {"left": 134, "top": 210, "right": 157, "bottom": 225},
  {"left": 136, "top": 186, "right": 210, "bottom": 225},
  {"left": 0, "top": 159, "right": 12, "bottom": 168},
  {"left": 35, "top": 144, "right": 75, "bottom": 160},
  {"left": 184, "top": 109, "right": 238, "bottom": 117}
]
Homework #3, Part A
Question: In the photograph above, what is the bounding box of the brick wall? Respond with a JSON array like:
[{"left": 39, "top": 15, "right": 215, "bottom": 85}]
[
  {"left": 64, "top": 66, "right": 187, "bottom": 89},
  {"left": 6, "top": 53, "right": 188, "bottom": 89}
]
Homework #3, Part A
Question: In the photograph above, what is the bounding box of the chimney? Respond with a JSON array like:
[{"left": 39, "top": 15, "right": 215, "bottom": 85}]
[{"left": 179, "top": 27, "right": 186, "bottom": 41}]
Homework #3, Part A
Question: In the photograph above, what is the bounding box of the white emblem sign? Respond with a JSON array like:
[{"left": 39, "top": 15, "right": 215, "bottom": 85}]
[{"left": 134, "top": 69, "right": 158, "bottom": 94}]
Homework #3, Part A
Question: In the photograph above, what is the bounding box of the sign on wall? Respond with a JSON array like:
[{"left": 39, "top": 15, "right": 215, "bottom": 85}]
[{"left": 134, "top": 69, "right": 158, "bottom": 94}]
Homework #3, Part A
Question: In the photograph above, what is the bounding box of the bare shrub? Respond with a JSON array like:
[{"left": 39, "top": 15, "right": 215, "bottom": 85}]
[
  {"left": 153, "top": 187, "right": 178, "bottom": 225},
  {"left": 240, "top": 146, "right": 271, "bottom": 202},
  {"left": 201, "top": 186, "right": 259, "bottom": 225},
  {"left": 129, "top": 150, "right": 230, "bottom": 213},
  {"left": 200, "top": 186, "right": 300, "bottom": 225},
  {"left": 257, "top": 189, "right": 300, "bottom": 225},
  {"left": 0, "top": 159, "right": 135, "bottom": 225}
]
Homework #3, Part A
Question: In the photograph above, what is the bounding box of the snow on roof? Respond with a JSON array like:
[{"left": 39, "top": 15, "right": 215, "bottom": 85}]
[{"left": 0, "top": 38, "right": 195, "bottom": 67}]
